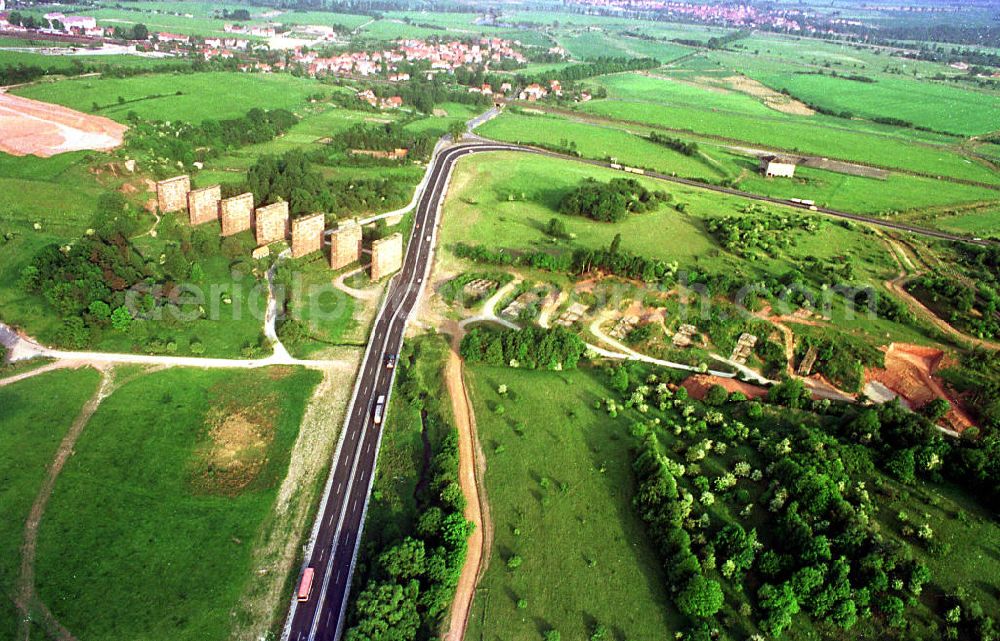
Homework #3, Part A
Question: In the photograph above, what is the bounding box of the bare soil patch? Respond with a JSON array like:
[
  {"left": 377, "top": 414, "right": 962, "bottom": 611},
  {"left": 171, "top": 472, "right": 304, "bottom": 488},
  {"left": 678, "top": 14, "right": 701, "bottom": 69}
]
[
  {"left": 682, "top": 374, "right": 768, "bottom": 401},
  {"left": 0, "top": 92, "right": 127, "bottom": 158},
  {"left": 684, "top": 73, "right": 814, "bottom": 116},
  {"left": 441, "top": 332, "right": 492, "bottom": 641},
  {"left": 865, "top": 343, "right": 975, "bottom": 433},
  {"left": 714, "top": 74, "right": 816, "bottom": 116}
]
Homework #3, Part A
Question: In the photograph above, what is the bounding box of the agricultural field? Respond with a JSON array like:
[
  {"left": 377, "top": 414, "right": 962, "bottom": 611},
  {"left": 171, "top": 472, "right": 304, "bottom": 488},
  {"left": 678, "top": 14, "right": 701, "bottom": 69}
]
[
  {"left": 12, "top": 72, "right": 324, "bottom": 123},
  {"left": 574, "top": 73, "right": 1000, "bottom": 185},
  {"left": 555, "top": 29, "right": 692, "bottom": 62},
  {"left": 711, "top": 44, "right": 1000, "bottom": 136},
  {"left": 465, "top": 364, "right": 678, "bottom": 641},
  {"left": 32, "top": 366, "right": 321, "bottom": 641},
  {"left": 477, "top": 111, "right": 1000, "bottom": 218}
]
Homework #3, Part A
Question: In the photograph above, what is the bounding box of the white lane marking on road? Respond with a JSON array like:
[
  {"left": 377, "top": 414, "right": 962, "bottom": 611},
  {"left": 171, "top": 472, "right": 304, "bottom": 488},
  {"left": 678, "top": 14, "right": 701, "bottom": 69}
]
[
  {"left": 305, "top": 144, "right": 487, "bottom": 641},
  {"left": 336, "top": 482, "right": 343, "bottom": 495}
]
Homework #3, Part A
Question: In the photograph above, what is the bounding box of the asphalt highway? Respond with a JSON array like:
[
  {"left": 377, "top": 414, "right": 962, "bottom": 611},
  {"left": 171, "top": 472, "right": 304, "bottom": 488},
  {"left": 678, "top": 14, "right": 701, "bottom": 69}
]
[
  {"left": 283, "top": 137, "right": 991, "bottom": 641},
  {"left": 282, "top": 142, "right": 523, "bottom": 641}
]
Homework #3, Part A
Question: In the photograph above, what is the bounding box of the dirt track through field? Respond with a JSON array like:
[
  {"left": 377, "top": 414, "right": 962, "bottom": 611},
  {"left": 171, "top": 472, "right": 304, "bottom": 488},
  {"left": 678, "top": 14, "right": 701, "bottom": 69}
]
[
  {"left": 14, "top": 366, "right": 115, "bottom": 641},
  {"left": 0, "top": 91, "right": 126, "bottom": 158},
  {"left": 442, "top": 332, "right": 492, "bottom": 641}
]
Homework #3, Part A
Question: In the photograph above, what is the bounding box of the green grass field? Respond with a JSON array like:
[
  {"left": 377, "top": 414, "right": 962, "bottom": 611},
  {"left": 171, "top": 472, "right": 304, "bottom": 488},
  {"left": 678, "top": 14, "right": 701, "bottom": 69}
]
[
  {"left": 13, "top": 72, "right": 323, "bottom": 123},
  {"left": 465, "top": 364, "right": 677, "bottom": 641},
  {"left": 0, "top": 367, "right": 102, "bottom": 639},
  {"left": 33, "top": 366, "right": 320, "bottom": 641}
]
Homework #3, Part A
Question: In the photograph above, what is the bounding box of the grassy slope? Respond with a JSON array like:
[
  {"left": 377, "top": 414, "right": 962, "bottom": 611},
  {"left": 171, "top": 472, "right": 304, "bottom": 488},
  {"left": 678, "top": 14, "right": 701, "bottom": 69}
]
[
  {"left": 34, "top": 366, "right": 320, "bottom": 641},
  {"left": 465, "top": 364, "right": 677, "bottom": 641},
  {"left": 0, "top": 152, "right": 106, "bottom": 345},
  {"left": 0, "top": 367, "right": 101, "bottom": 638}
]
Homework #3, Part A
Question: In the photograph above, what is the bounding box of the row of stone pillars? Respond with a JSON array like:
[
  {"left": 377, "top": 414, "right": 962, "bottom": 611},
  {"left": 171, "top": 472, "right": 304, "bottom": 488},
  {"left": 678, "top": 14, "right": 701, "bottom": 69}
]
[{"left": 156, "top": 175, "right": 403, "bottom": 277}]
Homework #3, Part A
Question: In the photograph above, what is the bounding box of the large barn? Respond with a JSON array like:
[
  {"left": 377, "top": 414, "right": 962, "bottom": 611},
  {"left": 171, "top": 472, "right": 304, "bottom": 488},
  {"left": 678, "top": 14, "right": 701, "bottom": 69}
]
[{"left": 759, "top": 155, "right": 797, "bottom": 178}]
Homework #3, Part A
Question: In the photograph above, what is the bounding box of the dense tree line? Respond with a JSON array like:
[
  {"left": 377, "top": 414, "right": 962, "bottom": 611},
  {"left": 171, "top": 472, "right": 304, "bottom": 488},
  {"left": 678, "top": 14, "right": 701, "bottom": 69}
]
[
  {"left": 460, "top": 326, "right": 586, "bottom": 370},
  {"left": 529, "top": 56, "right": 659, "bottom": 83},
  {"left": 571, "top": 237, "right": 679, "bottom": 283},
  {"left": 647, "top": 132, "right": 699, "bottom": 156},
  {"left": 0, "top": 59, "right": 197, "bottom": 87},
  {"left": 127, "top": 108, "right": 298, "bottom": 166},
  {"left": 244, "top": 150, "right": 413, "bottom": 216},
  {"left": 558, "top": 178, "right": 669, "bottom": 222},
  {"left": 452, "top": 235, "right": 680, "bottom": 285},
  {"left": 345, "top": 339, "right": 473, "bottom": 639}
]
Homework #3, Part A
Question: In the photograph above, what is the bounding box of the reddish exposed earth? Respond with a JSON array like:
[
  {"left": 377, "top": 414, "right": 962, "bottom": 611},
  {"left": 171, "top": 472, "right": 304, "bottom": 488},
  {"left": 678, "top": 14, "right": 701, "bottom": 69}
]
[
  {"left": 683, "top": 374, "right": 768, "bottom": 401},
  {"left": 865, "top": 343, "right": 974, "bottom": 433},
  {"left": 0, "top": 92, "right": 126, "bottom": 158}
]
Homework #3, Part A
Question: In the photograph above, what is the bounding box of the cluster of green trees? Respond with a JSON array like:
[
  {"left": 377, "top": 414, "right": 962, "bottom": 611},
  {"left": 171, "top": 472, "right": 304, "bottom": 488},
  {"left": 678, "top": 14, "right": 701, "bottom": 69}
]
[
  {"left": 647, "top": 132, "right": 699, "bottom": 156},
  {"left": 633, "top": 431, "right": 726, "bottom": 624},
  {"left": 759, "top": 372, "right": 1000, "bottom": 510},
  {"left": 346, "top": 340, "right": 473, "bottom": 639},
  {"left": 706, "top": 209, "right": 819, "bottom": 258},
  {"left": 372, "top": 79, "right": 492, "bottom": 114},
  {"left": 558, "top": 178, "right": 670, "bottom": 222},
  {"left": 110, "top": 23, "right": 150, "bottom": 40},
  {"left": 332, "top": 122, "right": 437, "bottom": 161},
  {"left": 244, "top": 150, "right": 414, "bottom": 216},
  {"left": 126, "top": 108, "right": 298, "bottom": 166},
  {"left": 908, "top": 273, "right": 998, "bottom": 340},
  {"left": 17, "top": 192, "right": 236, "bottom": 349},
  {"left": 460, "top": 326, "right": 585, "bottom": 370},
  {"left": 621, "top": 372, "right": 954, "bottom": 640}
]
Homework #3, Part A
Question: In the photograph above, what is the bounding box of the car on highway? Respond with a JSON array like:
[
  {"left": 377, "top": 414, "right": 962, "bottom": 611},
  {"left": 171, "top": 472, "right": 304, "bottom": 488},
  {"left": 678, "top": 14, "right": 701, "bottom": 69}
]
[
  {"left": 385, "top": 353, "right": 397, "bottom": 369},
  {"left": 373, "top": 394, "right": 387, "bottom": 424}
]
